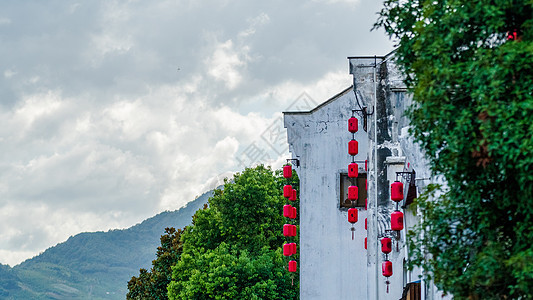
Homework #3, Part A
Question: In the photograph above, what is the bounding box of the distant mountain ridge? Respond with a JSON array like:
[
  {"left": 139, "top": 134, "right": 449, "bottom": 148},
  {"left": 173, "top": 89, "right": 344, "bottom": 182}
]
[{"left": 0, "top": 190, "right": 212, "bottom": 299}]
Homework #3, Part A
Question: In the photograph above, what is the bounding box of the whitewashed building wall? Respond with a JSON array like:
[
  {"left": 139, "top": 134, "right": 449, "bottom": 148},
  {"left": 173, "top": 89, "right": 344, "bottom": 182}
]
[{"left": 284, "top": 53, "right": 450, "bottom": 300}]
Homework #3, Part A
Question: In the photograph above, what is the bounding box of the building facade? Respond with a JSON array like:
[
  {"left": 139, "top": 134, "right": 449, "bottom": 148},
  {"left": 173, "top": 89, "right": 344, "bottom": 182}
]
[{"left": 284, "top": 53, "right": 449, "bottom": 300}]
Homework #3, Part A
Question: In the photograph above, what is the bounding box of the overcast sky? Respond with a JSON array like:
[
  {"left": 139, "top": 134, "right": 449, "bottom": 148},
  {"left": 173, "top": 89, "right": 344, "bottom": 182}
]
[{"left": 0, "top": 0, "right": 392, "bottom": 266}]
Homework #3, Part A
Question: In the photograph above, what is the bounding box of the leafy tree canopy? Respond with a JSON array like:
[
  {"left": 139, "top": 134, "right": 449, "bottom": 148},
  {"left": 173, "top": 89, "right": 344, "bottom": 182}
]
[
  {"left": 127, "top": 227, "right": 184, "bottom": 300},
  {"left": 375, "top": 1, "right": 533, "bottom": 298},
  {"left": 168, "top": 165, "right": 299, "bottom": 299},
  {"left": 132, "top": 165, "right": 299, "bottom": 300}
]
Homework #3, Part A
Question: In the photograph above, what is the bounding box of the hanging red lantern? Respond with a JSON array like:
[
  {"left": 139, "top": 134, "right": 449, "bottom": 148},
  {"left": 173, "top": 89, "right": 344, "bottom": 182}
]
[
  {"left": 283, "top": 243, "right": 292, "bottom": 256},
  {"left": 391, "top": 181, "right": 404, "bottom": 202},
  {"left": 365, "top": 198, "right": 367, "bottom": 210},
  {"left": 365, "top": 159, "right": 367, "bottom": 171},
  {"left": 348, "top": 186, "right": 358, "bottom": 201},
  {"left": 283, "top": 224, "right": 291, "bottom": 236},
  {"left": 365, "top": 218, "right": 367, "bottom": 230},
  {"left": 348, "top": 140, "right": 359, "bottom": 156},
  {"left": 284, "top": 185, "right": 292, "bottom": 198},
  {"left": 381, "top": 237, "right": 392, "bottom": 254},
  {"left": 291, "top": 225, "right": 297, "bottom": 237},
  {"left": 288, "top": 260, "right": 297, "bottom": 272},
  {"left": 348, "top": 163, "right": 358, "bottom": 178},
  {"left": 289, "top": 188, "right": 297, "bottom": 201},
  {"left": 290, "top": 206, "right": 297, "bottom": 219},
  {"left": 391, "top": 211, "right": 404, "bottom": 231},
  {"left": 382, "top": 260, "right": 393, "bottom": 277},
  {"left": 364, "top": 237, "right": 367, "bottom": 249},
  {"left": 290, "top": 243, "right": 297, "bottom": 255},
  {"left": 348, "top": 117, "right": 358, "bottom": 133},
  {"left": 283, "top": 205, "right": 292, "bottom": 218},
  {"left": 283, "top": 165, "right": 292, "bottom": 178},
  {"left": 348, "top": 208, "right": 358, "bottom": 223}
]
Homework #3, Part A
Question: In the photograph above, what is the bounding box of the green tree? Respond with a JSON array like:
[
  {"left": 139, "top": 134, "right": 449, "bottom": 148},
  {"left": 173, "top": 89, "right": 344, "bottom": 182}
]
[
  {"left": 375, "top": 1, "right": 533, "bottom": 299},
  {"left": 168, "top": 165, "right": 299, "bottom": 300},
  {"left": 127, "top": 227, "right": 184, "bottom": 300}
]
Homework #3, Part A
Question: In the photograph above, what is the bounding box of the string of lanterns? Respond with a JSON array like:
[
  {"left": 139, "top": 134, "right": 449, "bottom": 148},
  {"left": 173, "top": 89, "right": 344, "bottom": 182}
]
[
  {"left": 347, "top": 111, "right": 359, "bottom": 240},
  {"left": 283, "top": 162, "right": 298, "bottom": 277},
  {"left": 347, "top": 110, "right": 369, "bottom": 249},
  {"left": 380, "top": 173, "right": 406, "bottom": 292},
  {"left": 364, "top": 159, "right": 368, "bottom": 250}
]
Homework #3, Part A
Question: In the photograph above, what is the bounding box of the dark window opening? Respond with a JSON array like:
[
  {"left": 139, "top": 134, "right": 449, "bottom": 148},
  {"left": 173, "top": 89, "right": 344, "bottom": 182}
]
[
  {"left": 404, "top": 170, "right": 417, "bottom": 207},
  {"left": 340, "top": 173, "right": 367, "bottom": 208}
]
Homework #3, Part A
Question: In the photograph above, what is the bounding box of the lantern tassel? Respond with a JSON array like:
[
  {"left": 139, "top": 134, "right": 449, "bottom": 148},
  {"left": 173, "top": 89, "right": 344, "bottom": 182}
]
[{"left": 386, "top": 280, "right": 390, "bottom": 293}]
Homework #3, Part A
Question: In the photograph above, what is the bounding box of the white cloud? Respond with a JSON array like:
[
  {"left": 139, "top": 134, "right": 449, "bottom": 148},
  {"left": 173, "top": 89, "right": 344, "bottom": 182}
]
[
  {"left": 239, "top": 13, "right": 270, "bottom": 38},
  {"left": 0, "top": 0, "right": 393, "bottom": 266},
  {"left": 13, "top": 90, "right": 64, "bottom": 129},
  {"left": 206, "top": 39, "right": 250, "bottom": 90},
  {"left": 4, "top": 69, "right": 16, "bottom": 78}
]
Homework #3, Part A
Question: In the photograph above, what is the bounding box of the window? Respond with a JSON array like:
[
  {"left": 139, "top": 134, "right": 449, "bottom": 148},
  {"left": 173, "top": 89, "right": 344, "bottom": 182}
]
[{"left": 339, "top": 172, "right": 367, "bottom": 208}]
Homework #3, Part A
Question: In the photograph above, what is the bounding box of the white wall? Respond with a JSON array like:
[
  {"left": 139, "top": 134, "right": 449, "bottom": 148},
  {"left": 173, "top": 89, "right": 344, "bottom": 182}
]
[
  {"left": 285, "top": 87, "right": 370, "bottom": 300},
  {"left": 284, "top": 55, "right": 452, "bottom": 299}
]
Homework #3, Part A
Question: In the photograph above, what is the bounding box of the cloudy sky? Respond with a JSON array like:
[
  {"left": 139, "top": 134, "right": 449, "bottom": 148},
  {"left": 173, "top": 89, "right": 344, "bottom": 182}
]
[{"left": 0, "top": 0, "right": 392, "bottom": 266}]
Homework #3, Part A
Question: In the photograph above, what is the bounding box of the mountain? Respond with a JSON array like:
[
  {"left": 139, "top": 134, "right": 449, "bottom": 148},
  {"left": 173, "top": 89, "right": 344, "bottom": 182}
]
[{"left": 0, "top": 190, "right": 212, "bottom": 299}]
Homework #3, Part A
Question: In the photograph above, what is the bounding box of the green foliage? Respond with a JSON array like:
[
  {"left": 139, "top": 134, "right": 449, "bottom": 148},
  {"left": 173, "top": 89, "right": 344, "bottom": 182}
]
[
  {"left": 0, "top": 264, "right": 21, "bottom": 298},
  {"left": 168, "top": 165, "right": 299, "bottom": 300},
  {"left": 376, "top": 0, "right": 533, "bottom": 298},
  {"left": 127, "top": 227, "right": 184, "bottom": 300}
]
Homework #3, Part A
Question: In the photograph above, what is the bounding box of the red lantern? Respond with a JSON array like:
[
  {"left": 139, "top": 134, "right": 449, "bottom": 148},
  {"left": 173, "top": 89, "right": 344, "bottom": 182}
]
[
  {"left": 365, "top": 198, "right": 367, "bottom": 210},
  {"left": 365, "top": 159, "right": 367, "bottom": 171},
  {"left": 382, "top": 260, "right": 393, "bottom": 277},
  {"left": 291, "top": 224, "right": 297, "bottom": 237},
  {"left": 365, "top": 218, "right": 367, "bottom": 230},
  {"left": 391, "top": 211, "right": 404, "bottom": 231},
  {"left": 381, "top": 237, "right": 392, "bottom": 254},
  {"left": 391, "top": 181, "right": 404, "bottom": 202},
  {"left": 283, "top": 165, "right": 292, "bottom": 178},
  {"left": 284, "top": 185, "right": 292, "bottom": 198},
  {"left": 290, "top": 206, "right": 297, "bottom": 219},
  {"left": 348, "top": 140, "right": 359, "bottom": 156},
  {"left": 348, "top": 186, "right": 358, "bottom": 201},
  {"left": 348, "top": 117, "right": 358, "bottom": 133},
  {"left": 289, "top": 188, "right": 297, "bottom": 201},
  {"left": 348, "top": 208, "right": 358, "bottom": 223},
  {"left": 283, "top": 224, "right": 291, "bottom": 236},
  {"left": 348, "top": 163, "right": 358, "bottom": 178},
  {"left": 290, "top": 243, "right": 297, "bottom": 255},
  {"left": 364, "top": 237, "right": 367, "bottom": 249},
  {"left": 288, "top": 260, "right": 297, "bottom": 272},
  {"left": 283, "top": 205, "right": 292, "bottom": 218},
  {"left": 283, "top": 243, "right": 292, "bottom": 256}
]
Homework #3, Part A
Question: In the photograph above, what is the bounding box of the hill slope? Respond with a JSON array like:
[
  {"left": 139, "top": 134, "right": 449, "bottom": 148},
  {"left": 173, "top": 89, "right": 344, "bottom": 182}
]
[{"left": 0, "top": 190, "right": 211, "bottom": 299}]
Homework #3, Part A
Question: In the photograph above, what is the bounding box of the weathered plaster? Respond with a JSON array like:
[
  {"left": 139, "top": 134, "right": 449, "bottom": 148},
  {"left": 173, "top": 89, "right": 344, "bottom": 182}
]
[{"left": 284, "top": 54, "right": 450, "bottom": 300}]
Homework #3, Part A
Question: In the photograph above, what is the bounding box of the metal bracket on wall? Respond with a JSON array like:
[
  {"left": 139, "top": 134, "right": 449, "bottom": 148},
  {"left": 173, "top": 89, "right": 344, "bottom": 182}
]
[{"left": 352, "top": 108, "right": 369, "bottom": 132}]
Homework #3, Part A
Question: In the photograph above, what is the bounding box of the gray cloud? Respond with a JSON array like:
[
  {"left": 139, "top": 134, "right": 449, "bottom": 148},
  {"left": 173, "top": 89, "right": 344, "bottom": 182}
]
[{"left": 0, "top": 0, "right": 392, "bottom": 266}]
